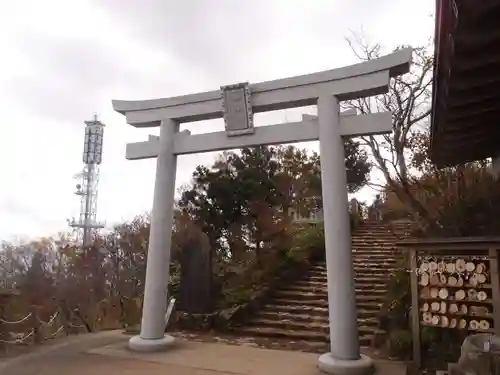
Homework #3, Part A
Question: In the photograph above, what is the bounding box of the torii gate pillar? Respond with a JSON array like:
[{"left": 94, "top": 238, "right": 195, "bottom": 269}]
[
  {"left": 317, "top": 95, "right": 362, "bottom": 366},
  {"left": 113, "top": 48, "right": 412, "bottom": 375}
]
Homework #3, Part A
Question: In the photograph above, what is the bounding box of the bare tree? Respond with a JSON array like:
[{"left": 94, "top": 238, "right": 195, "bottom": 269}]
[{"left": 343, "top": 34, "right": 434, "bottom": 227}]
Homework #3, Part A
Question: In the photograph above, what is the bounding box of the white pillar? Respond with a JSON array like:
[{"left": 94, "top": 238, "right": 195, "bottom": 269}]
[
  {"left": 317, "top": 96, "right": 373, "bottom": 375},
  {"left": 128, "top": 118, "right": 178, "bottom": 352}
]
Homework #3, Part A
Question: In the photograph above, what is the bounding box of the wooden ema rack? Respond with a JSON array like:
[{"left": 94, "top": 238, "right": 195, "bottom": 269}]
[{"left": 398, "top": 237, "right": 500, "bottom": 368}]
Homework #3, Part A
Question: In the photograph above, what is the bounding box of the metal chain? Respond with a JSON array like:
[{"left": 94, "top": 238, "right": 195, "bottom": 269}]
[
  {"left": 67, "top": 321, "right": 85, "bottom": 328},
  {"left": 1, "top": 305, "right": 99, "bottom": 345},
  {"left": 36, "top": 311, "right": 59, "bottom": 327},
  {"left": 0, "top": 329, "right": 34, "bottom": 344},
  {"left": 0, "top": 309, "right": 64, "bottom": 345},
  {"left": 0, "top": 313, "right": 32, "bottom": 325},
  {"left": 47, "top": 325, "right": 65, "bottom": 338}
]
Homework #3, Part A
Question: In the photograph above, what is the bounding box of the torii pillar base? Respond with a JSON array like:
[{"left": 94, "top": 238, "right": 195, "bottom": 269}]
[
  {"left": 318, "top": 353, "right": 374, "bottom": 375},
  {"left": 128, "top": 334, "right": 175, "bottom": 353}
]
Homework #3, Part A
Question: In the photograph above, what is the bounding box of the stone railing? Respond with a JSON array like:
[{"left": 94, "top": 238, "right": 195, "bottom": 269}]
[
  {"left": 290, "top": 208, "right": 324, "bottom": 223},
  {"left": 290, "top": 198, "right": 362, "bottom": 223},
  {"left": 397, "top": 237, "right": 500, "bottom": 370}
]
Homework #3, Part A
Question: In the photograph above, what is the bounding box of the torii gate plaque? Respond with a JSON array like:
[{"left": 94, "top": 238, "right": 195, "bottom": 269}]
[{"left": 113, "top": 48, "right": 412, "bottom": 375}]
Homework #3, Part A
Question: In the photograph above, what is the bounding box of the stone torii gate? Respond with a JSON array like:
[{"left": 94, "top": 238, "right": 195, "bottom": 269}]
[{"left": 113, "top": 48, "right": 412, "bottom": 375}]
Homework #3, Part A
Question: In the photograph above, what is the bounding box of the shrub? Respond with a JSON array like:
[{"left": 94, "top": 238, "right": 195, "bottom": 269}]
[
  {"left": 287, "top": 223, "right": 325, "bottom": 263},
  {"left": 377, "top": 263, "right": 411, "bottom": 333},
  {"left": 287, "top": 211, "right": 360, "bottom": 264},
  {"left": 417, "top": 164, "right": 500, "bottom": 237},
  {"left": 387, "top": 329, "right": 413, "bottom": 359},
  {"left": 421, "top": 326, "right": 440, "bottom": 350}
]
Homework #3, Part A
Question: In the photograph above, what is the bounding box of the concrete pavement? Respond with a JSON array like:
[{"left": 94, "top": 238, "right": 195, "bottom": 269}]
[{"left": 0, "top": 331, "right": 407, "bottom": 375}]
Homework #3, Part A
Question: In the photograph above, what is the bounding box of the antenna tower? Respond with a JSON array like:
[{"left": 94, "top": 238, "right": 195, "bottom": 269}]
[{"left": 68, "top": 114, "right": 105, "bottom": 246}]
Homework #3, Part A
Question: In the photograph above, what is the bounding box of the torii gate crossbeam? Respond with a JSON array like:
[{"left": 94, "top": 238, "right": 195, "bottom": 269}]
[{"left": 112, "top": 47, "right": 412, "bottom": 375}]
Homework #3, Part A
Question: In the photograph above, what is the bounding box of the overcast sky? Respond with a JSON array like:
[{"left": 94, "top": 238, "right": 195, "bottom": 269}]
[{"left": 0, "top": 0, "right": 434, "bottom": 242}]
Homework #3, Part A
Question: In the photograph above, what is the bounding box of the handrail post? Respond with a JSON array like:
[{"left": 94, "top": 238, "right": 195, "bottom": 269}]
[{"left": 30, "top": 306, "right": 42, "bottom": 344}]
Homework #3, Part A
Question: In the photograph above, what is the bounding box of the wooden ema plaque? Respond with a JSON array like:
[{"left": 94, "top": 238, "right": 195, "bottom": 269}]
[
  {"left": 418, "top": 256, "right": 494, "bottom": 333},
  {"left": 398, "top": 237, "right": 500, "bottom": 368}
]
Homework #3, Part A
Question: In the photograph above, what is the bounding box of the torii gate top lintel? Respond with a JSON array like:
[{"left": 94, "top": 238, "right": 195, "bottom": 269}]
[{"left": 113, "top": 48, "right": 412, "bottom": 127}]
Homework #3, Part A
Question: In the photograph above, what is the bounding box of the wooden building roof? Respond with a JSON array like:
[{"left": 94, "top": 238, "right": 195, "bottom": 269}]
[{"left": 430, "top": 0, "right": 500, "bottom": 167}]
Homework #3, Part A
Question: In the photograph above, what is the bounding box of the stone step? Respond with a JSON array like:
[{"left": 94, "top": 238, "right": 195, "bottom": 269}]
[
  {"left": 307, "top": 273, "right": 391, "bottom": 279},
  {"left": 351, "top": 252, "right": 398, "bottom": 256},
  {"left": 354, "top": 232, "right": 395, "bottom": 235},
  {"left": 269, "top": 299, "right": 384, "bottom": 312},
  {"left": 308, "top": 270, "right": 396, "bottom": 281},
  {"left": 351, "top": 255, "right": 399, "bottom": 261},
  {"left": 355, "top": 225, "right": 391, "bottom": 229},
  {"left": 258, "top": 311, "right": 330, "bottom": 323},
  {"left": 233, "top": 326, "right": 374, "bottom": 346},
  {"left": 246, "top": 319, "right": 330, "bottom": 333},
  {"left": 273, "top": 294, "right": 384, "bottom": 307},
  {"left": 262, "top": 304, "right": 377, "bottom": 319},
  {"left": 280, "top": 285, "right": 386, "bottom": 295},
  {"left": 352, "top": 237, "right": 397, "bottom": 241},
  {"left": 355, "top": 281, "right": 388, "bottom": 289},
  {"left": 351, "top": 248, "right": 399, "bottom": 252},
  {"left": 356, "top": 227, "right": 393, "bottom": 230},
  {"left": 351, "top": 248, "right": 401, "bottom": 251},
  {"left": 276, "top": 289, "right": 386, "bottom": 300},
  {"left": 351, "top": 246, "right": 399, "bottom": 251},
  {"left": 280, "top": 285, "right": 328, "bottom": 293},
  {"left": 246, "top": 318, "right": 378, "bottom": 334},
  {"left": 353, "top": 244, "right": 398, "bottom": 247},
  {"left": 352, "top": 233, "right": 396, "bottom": 237},
  {"left": 306, "top": 277, "right": 392, "bottom": 285},
  {"left": 354, "top": 238, "right": 395, "bottom": 241},
  {"left": 353, "top": 258, "right": 399, "bottom": 263},
  {"left": 353, "top": 228, "right": 394, "bottom": 232},
  {"left": 307, "top": 276, "right": 388, "bottom": 284},
  {"left": 234, "top": 326, "right": 328, "bottom": 342},
  {"left": 310, "top": 265, "right": 398, "bottom": 273},
  {"left": 354, "top": 232, "right": 396, "bottom": 235},
  {"left": 353, "top": 233, "right": 396, "bottom": 238},
  {"left": 295, "top": 276, "right": 388, "bottom": 287},
  {"left": 306, "top": 276, "right": 387, "bottom": 284},
  {"left": 312, "top": 258, "right": 398, "bottom": 269},
  {"left": 306, "top": 274, "right": 390, "bottom": 281},
  {"left": 272, "top": 299, "right": 328, "bottom": 308},
  {"left": 310, "top": 262, "right": 398, "bottom": 271},
  {"left": 351, "top": 246, "right": 398, "bottom": 250},
  {"left": 355, "top": 263, "right": 398, "bottom": 269},
  {"left": 353, "top": 237, "right": 396, "bottom": 241},
  {"left": 351, "top": 252, "right": 399, "bottom": 257},
  {"left": 358, "top": 262, "right": 398, "bottom": 268},
  {"left": 263, "top": 304, "right": 329, "bottom": 316},
  {"left": 313, "top": 257, "right": 398, "bottom": 265},
  {"left": 256, "top": 311, "right": 379, "bottom": 327},
  {"left": 354, "top": 266, "right": 398, "bottom": 271},
  {"left": 354, "top": 275, "right": 391, "bottom": 283},
  {"left": 351, "top": 239, "right": 397, "bottom": 243},
  {"left": 351, "top": 240, "right": 398, "bottom": 245},
  {"left": 352, "top": 256, "right": 399, "bottom": 260},
  {"left": 357, "top": 300, "right": 385, "bottom": 310}
]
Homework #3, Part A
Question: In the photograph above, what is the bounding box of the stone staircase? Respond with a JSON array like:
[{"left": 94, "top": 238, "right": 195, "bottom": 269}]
[{"left": 233, "top": 220, "right": 412, "bottom": 347}]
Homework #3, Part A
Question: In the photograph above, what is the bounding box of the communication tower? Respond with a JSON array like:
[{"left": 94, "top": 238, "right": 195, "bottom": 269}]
[{"left": 68, "top": 114, "right": 105, "bottom": 246}]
